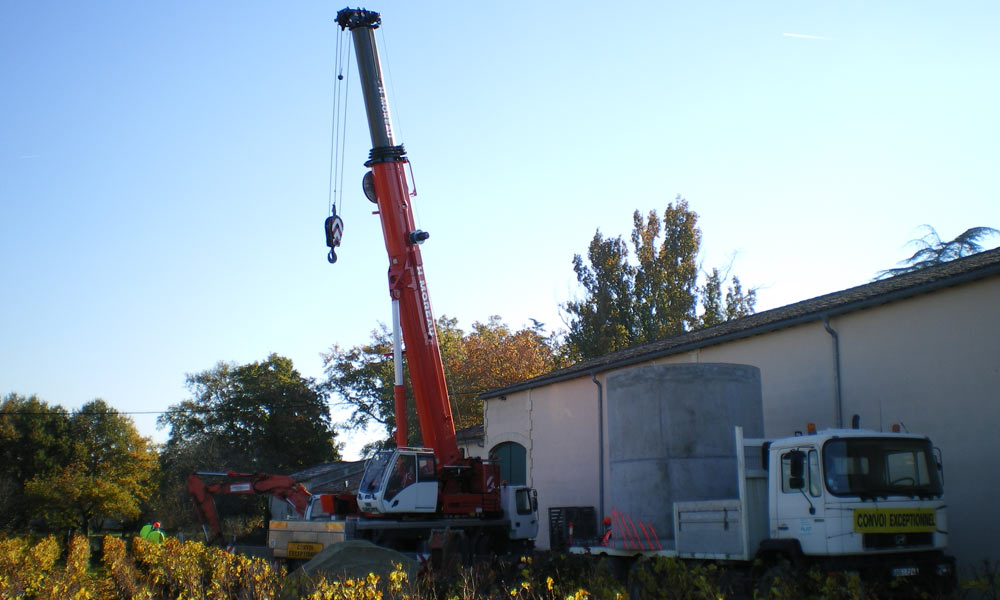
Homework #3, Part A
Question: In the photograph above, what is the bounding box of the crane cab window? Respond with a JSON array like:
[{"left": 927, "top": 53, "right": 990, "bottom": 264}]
[
  {"left": 417, "top": 455, "right": 436, "bottom": 482},
  {"left": 385, "top": 453, "right": 417, "bottom": 501}
]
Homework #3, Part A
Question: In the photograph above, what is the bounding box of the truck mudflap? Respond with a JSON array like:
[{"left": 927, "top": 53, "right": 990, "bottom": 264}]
[{"left": 813, "top": 551, "right": 956, "bottom": 595}]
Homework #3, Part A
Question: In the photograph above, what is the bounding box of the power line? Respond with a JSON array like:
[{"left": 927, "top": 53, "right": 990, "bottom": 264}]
[{"left": 0, "top": 403, "right": 332, "bottom": 419}]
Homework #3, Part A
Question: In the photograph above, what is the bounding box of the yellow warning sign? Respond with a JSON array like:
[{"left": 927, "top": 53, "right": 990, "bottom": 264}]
[
  {"left": 853, "top": 508, "right": 937, "bottom": 533},
  {"left": 287, "top": 542, "right": 323, "bottom": 559}
]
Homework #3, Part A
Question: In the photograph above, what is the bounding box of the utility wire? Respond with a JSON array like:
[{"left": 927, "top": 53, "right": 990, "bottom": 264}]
[
  {"left": 1, "top": 387, "right": 497, "bottom": 419},
  {"left": 0, "top": 403, "right": 333, "bottom": 418}
]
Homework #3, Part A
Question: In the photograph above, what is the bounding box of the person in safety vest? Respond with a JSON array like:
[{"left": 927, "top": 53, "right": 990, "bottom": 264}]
[{"left": 139, "top": 521, "right": 166, "bottom": 543}]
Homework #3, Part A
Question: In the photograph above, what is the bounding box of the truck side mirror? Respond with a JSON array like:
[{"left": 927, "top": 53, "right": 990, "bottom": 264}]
[{"left": 787, "top": 450, "right": 806, "bottom": 490}]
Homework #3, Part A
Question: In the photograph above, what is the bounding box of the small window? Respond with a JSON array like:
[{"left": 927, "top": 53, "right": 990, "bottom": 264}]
[
  {"left": 808, "top": 449, "right": 822, "bottom": 497},
  {"left": 780, "top": 452, "right": 799, "bottom": 493},
  {"left": 385, "top": 453, "right": 416, "bottom": 501},
  {"left": 781, "top": 448, "right": 822, "bottom": 497},
  {"left": 515, "top": 488, "right": 534, "bottom": 515},
  {"left": 417, "top": 455, "right": 436, "bottom": 482}
]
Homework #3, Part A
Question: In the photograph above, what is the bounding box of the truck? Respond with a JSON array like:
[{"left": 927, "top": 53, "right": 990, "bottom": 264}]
[
  {"left": 569, "top": 423, "right": 956, "bottom": 593},
  {"left": 325, "top": 7, "right": 539, "bottom": 562}
]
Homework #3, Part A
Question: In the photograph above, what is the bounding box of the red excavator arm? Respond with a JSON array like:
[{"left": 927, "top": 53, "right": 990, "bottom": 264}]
[{"left": 186, "top": 470, "right": 311, "bottom": 543}]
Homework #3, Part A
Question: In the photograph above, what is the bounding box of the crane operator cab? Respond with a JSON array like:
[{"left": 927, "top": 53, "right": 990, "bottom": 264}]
[{"left": 358, "top": 448, "right": 439, "bottom": 514}]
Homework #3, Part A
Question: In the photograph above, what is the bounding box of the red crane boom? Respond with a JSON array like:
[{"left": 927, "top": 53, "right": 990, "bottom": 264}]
[{"left": 336, "top": 8, "right": 460, "bottom": 468}]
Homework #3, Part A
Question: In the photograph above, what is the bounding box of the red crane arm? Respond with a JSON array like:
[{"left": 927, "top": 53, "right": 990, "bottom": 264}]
[
  {"left": 337, "top": 8, "right": 460, "bottom": 468},
  {"left": 371, "top": 161, "right": 459, "bottom": 466}
]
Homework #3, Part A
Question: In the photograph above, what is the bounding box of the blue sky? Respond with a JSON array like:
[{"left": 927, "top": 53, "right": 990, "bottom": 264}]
[{"left": 2, "top": 1, "right": 998, "bottom": 459}]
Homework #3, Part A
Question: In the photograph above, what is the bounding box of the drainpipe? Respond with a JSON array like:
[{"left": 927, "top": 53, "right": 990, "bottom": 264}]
[
  {"left": 591, "top": 372, "right": 605, "bottom": 525},
  {"left": 821, "top": 314, "right": 843, "bottom": 428}
]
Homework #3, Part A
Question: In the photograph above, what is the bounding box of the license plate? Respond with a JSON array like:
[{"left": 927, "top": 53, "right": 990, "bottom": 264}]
[
  {"left": 287, "top": 542, "right": 322, "bottom": 559},
  {"left": 891, "top": 566, "right": 918, "bottom": 578}
]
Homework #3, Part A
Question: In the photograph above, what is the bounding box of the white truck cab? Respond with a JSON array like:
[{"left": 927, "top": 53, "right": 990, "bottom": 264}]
[
  {"left": 764, "top": 426, "right": 954, "bottom": 585},
  {"left": 769, "top": 428, "right": 945, "bottom": 555}
]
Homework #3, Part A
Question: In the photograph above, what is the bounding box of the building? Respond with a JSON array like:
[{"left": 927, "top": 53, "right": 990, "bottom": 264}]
[{"left": 481, "top": 248, "right": 1000, "bottom": 568}]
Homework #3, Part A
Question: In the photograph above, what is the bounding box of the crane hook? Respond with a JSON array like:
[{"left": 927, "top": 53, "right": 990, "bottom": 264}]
[{"left": 325, "top": 207, "right": 344, "bottom": 265}]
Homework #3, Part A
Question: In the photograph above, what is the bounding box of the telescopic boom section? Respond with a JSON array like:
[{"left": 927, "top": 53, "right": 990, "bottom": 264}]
[{"left": 336, "top": 8, "right": 460, "bottom": 468}]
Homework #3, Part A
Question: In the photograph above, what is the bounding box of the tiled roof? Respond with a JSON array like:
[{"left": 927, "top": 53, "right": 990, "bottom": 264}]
[
  {"left": 456, "top": 423, "right": 484, "bottom": 443},
  {"left": 481, "top": 247, "right": 1000, "bottom": 399},
  {"left": 289, "top": 460, "right": 367, "bottom": 494}
]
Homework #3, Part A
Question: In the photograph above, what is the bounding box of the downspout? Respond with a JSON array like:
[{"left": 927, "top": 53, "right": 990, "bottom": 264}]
[
  {"left": 591, "top": 372, "right": 605, "bottom": 525},
  {"left": 821, "top": 314, "right": 843, "bottom": 428}
]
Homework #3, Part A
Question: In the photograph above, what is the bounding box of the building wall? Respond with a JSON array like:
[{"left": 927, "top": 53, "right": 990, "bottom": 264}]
[
  {"left": 485, "top": 276, "right": 1000, "bottom": 567},
  {"left": 457, "top": 439, "right": 487, "bottom": 460},
  {"left": 486, "top": 377, "right": 601, "bottom": 548}
]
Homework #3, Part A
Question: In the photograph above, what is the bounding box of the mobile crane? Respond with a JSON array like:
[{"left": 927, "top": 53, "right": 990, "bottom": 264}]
[{"left": 330, "top": 8, "right": 538, "bottom": 555}]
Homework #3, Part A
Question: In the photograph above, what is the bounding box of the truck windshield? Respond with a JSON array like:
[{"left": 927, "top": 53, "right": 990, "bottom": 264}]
[
  {"left": 359, "top": 450, "right": 394, "bottom": 493},
  {"left": 823, "top": 437, "right": 942, "bottom": 498}
]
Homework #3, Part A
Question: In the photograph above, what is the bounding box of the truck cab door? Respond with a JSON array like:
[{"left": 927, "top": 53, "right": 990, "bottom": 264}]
[
  {"left": 502, "top": 486, "right": 539, "bottom": 541},
  {"left": 774, "top": 446, "right": 827, "bottom": 555}
]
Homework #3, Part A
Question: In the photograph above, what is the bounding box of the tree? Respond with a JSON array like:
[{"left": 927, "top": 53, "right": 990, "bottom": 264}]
[
  {"left": 446, "top": 316, "right": 561, "bottom": 430},
  {"left": 158, "top": 353, "right": 340, "bottom": 478},
  {"left": 23, "top": 399, "right": 158, "bottom": 535},
  {"left": 156, "top": 354, "right": 340, "bottom": 535},
  {"left": 699, "top": 268, "right": 757, "bottom": 328},
  {"left": 562, "top": 233, "right": 636, "bottom": 359},
  {"left": 323, "top": 316, "right": 559, "bottom": 447},
  {"left": 876, "top": 225, "right": 1000, "bottom": 279},
  {"left": 0, "top": 394, "right": 72, "bottom": 528},
  {"left": 724, "top": 275, "right": 757, "bottom": 321},
  {"left": 564, "top": 196, "right": 757, "bottom": 361},
  {"left": 631, "top": 199, "right": 701, "bottom": 339}
]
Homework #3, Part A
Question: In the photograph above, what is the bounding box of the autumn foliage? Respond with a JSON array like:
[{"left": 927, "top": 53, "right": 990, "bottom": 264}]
[
  {"left": 323, "top": 316, "right": 561, "bottom": 444},
  {"left": 0, "top": 535, "right": 612, "bottom": 600}
]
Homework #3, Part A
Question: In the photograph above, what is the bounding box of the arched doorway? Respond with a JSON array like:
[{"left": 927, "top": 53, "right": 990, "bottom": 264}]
[{"left": 490, "top": 441, "right": 527, "bottom": 485}]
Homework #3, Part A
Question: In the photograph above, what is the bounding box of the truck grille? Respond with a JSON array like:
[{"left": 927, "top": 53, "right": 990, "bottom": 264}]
[{"left": 863, "top": 532, "right": 933, "bottom": 550}]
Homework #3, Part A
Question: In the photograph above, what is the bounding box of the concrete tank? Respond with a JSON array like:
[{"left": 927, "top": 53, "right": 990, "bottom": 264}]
[{"left": 606, "top": 363, "right": 763, "bottom": 543}]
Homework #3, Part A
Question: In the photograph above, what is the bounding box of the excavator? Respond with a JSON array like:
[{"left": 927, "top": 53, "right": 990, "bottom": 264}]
[
  {"left": 187, "top": 470, "right": 312, "bottom": 544},
  {"left": 187, "top": 470, "right": 354, "bottom": 560},
  {"left": 330, "top": 8, "right": 538, "bottom": 555}
]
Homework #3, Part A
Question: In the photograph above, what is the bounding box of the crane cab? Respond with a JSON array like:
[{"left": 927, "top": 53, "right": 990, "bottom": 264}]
[{"left": 357, "top": 448, "right": 439, "bottom": 514}]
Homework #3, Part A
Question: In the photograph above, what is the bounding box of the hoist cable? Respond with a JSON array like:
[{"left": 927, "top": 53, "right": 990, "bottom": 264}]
[
  {"left": 326, "top": 33, "right": 342, "bottom": 214},
  {"left": 336, "top": 35, "right": 351, "bottom": 216},
  {"left": 328, "top": 29, "right": 352, "bottom": 218}
]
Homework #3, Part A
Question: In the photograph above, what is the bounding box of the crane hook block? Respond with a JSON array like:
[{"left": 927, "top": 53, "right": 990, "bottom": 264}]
[{"left": 325, "top": 209, "right": 344, "bottom": 264}]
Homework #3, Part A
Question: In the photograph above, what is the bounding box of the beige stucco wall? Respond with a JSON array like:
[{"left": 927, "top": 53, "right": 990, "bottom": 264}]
[
  {"left": 485, "top": 276, "right": 1000, "bottom": 568},
  {"left": 457, "top": 438, "right": 487, "bottom": 460},
  {"left": 485, "top": 377, "right": 602, "bottom": 547}
]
